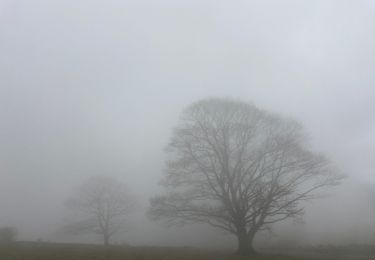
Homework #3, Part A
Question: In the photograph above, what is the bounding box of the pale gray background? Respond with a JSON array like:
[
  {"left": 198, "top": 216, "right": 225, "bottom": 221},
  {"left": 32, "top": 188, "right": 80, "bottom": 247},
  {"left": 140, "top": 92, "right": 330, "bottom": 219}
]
[{"left": 1, "top": 0, "right": 375, "bottom": 247}]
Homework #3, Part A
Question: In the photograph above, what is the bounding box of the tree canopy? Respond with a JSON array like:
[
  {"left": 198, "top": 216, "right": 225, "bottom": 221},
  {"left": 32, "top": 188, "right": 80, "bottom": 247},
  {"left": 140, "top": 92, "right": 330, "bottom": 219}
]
[{"left": 149, "top": 98, "right": 342, "bottom": 255}]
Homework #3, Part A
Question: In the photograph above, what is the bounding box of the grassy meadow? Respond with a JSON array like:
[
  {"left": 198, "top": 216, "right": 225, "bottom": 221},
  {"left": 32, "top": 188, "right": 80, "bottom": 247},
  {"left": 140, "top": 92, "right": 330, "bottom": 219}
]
[{"left": 0, "top": 242, "right": 374, "bottom": 260}]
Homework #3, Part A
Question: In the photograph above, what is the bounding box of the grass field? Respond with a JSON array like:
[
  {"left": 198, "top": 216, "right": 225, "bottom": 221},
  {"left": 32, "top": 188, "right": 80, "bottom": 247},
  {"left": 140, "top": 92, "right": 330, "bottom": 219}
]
[{"left": 0, "top": 242, "right": 374, "bottom": 260}]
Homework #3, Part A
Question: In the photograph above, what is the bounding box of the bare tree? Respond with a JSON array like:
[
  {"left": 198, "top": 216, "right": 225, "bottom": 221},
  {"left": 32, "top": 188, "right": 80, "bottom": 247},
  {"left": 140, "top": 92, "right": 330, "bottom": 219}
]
[
  {"left": 149, "top": 98, "right": 342, "bottom": 256},
  {"left": 65, "top": 176, "right": 137, "bottom": 246},
  {"left": 0, "top": 227, "right": 17, "bottom": 244}
]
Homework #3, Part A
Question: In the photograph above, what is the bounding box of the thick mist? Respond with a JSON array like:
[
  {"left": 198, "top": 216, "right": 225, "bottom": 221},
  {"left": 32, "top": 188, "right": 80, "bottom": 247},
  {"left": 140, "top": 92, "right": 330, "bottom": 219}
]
[{"left": 1, "top": 0, "right": 375, "bottom": 248}]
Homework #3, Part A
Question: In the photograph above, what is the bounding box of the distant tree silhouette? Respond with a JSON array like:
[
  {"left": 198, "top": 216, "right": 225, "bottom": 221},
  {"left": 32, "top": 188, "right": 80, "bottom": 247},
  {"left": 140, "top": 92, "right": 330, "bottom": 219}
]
[
  {"left": 0, "top": 227, "right": 17, "bottom": 244},
  {"left": 65, "top": 176, "right": 137, "bottom": 246}
]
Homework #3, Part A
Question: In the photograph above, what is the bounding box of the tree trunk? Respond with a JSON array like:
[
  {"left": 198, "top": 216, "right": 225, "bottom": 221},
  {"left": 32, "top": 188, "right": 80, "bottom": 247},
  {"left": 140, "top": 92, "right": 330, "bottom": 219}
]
[
  {"left": 236, "top": 231, "right": 256, "bottom": 256},
  {"left": 103, "top": 234, "right": 110, "bottom": 247},
  {"left": 103, "top": 234, "right": 110, "bottom": 260}
]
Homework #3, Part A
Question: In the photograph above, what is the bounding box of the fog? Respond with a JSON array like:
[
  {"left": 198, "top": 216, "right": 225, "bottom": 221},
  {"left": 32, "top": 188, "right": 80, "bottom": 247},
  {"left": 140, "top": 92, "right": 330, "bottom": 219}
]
[{"left": 1, "top": 0, "right": 375, "bottom": 248}]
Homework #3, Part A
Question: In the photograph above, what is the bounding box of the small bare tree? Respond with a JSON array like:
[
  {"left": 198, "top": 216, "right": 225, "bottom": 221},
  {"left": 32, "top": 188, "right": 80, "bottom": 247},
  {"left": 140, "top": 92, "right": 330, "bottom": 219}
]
[
  {"left": 65, "top": 176, "right": 136, "bottom": 246},
  {"left": 149, "top": 98, "right": 342, "bottom": 256},
  {"left": 0, "top": 227, "right": 17, "bottom": 244}
]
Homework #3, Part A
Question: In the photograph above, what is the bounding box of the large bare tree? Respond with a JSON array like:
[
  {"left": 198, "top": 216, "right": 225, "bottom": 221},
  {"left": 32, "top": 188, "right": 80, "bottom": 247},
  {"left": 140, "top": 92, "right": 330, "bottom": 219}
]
[
  {"left": 65, "top": 176, "right": 136, "bottom": 246},
  {"left": 149, "top": 98, "right": 342, "bottom": 255}
]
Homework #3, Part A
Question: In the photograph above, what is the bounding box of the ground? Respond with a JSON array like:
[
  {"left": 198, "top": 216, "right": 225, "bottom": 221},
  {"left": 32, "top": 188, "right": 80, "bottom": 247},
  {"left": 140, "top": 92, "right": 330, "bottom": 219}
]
[{"left": 0, "top": 242, "right": 374, "bottom": 260}]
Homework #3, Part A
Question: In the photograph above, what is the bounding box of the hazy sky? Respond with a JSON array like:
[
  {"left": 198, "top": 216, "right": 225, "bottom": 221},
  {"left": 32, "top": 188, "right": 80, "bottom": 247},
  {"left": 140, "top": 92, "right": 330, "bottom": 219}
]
[{"left": 1, "top": 0, "right": 375, "bottom": 246}]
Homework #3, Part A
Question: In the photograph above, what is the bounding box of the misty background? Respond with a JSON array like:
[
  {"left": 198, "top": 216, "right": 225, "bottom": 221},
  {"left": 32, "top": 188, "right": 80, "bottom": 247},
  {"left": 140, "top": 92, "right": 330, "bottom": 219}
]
[{"left": 1, "top": 0, "right": 375, "bottom": 248}]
